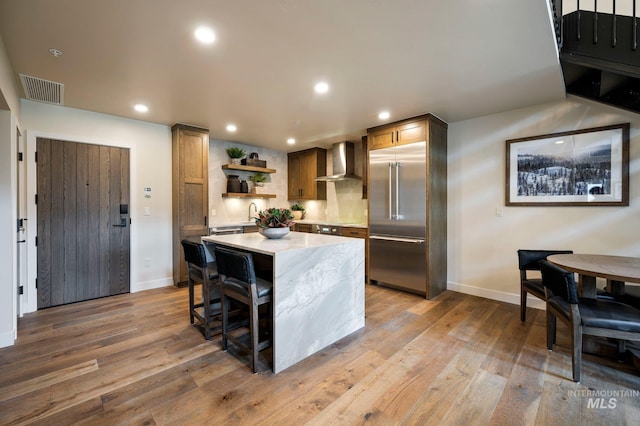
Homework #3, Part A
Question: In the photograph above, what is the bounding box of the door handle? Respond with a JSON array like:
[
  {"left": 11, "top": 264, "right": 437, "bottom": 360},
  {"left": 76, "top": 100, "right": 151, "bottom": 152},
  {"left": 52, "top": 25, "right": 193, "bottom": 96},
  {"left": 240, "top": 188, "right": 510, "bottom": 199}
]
[
  {"left": 388, "top": 162, "right": 393, "bottom": 220},
  {"left": 395, "top": 162, "right": 399, "bottom": 220},
  {"left": 113, "top": 217, "right": 127, "bottom": 227},
  {"left": 370, "top": 235, "right": 425, "bottom": 244}
]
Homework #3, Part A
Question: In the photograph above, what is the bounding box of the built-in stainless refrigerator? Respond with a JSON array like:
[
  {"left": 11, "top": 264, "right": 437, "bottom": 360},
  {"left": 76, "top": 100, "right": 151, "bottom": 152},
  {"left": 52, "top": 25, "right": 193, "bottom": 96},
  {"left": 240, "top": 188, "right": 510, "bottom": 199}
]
[{"left": 369, "top": 142, "right": 428, "bottom": 295}]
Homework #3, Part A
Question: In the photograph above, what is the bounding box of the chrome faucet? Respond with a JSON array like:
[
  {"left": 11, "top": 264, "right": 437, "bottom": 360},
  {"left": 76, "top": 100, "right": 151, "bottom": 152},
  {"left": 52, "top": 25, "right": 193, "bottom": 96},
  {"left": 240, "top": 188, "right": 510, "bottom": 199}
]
[{"left": 248, "top": 202, "right": 257, "bottom": 222}]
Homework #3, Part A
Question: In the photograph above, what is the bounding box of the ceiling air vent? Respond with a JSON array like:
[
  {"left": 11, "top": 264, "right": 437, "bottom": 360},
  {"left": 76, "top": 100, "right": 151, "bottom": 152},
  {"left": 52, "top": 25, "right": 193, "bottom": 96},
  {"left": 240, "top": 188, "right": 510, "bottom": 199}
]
[{"left": 19, "top": 74, "right": 64, "bottom": 105}]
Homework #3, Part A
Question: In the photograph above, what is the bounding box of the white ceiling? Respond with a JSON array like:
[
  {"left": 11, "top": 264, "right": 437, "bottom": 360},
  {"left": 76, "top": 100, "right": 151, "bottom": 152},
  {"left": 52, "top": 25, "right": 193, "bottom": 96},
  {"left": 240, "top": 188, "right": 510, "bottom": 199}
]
[{"left": 0, "top": 0, "right": 566, "bottom": 151}]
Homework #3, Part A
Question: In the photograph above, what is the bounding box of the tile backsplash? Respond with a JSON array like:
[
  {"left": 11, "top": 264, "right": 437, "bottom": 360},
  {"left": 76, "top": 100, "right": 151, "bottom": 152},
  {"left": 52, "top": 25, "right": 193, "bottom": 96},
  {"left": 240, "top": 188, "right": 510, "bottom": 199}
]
[{"left": 208, "top": 138, "right": 367, "bottom": 225}]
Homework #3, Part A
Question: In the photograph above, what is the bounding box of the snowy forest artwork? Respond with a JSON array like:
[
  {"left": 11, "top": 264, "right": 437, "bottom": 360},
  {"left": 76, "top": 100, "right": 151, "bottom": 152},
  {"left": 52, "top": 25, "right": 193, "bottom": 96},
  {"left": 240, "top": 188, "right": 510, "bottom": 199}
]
[{"left": 506, "top": 124, "right": 629, "bottom": 206}]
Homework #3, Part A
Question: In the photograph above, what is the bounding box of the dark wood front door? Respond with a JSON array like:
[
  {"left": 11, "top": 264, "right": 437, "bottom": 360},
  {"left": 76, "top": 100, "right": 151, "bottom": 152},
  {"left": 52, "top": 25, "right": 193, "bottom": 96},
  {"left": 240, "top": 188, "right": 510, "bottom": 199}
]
[{"left": 36, "top": 138, "right": 130, "bottom": 309}]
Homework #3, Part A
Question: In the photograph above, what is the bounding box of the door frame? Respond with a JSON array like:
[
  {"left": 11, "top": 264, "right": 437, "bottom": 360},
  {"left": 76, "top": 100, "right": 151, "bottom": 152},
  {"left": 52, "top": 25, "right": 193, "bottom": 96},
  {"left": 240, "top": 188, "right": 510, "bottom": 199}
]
[
  {"left": 24, "top": 130, "right": 137, "bottom": 314},
  {"left": 16, "top": 126, "right": 26, "bottom": 317}
]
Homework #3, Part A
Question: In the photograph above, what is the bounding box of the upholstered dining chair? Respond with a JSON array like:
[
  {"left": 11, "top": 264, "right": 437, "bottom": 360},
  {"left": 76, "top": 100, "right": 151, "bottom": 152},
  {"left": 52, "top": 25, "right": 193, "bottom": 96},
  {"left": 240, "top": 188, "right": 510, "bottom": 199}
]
[
  {"left": 518, "top": 249, "right": 574, "bottom": 322},
  {"left": 213, "top": 245, "right": 273, "bottom": 373},
  {"left": 181, "top": 239, "right": 221, "bottom": 340},
  {"left": 540, "top": 260, "right": 640, "bottom": 382}
]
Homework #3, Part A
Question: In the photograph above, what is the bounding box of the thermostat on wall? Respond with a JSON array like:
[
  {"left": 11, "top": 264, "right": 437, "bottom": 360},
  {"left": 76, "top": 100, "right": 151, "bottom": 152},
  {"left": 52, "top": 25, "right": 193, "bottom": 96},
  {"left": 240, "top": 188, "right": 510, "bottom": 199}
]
[{"left": 144, "top": 186, "right": 152, "bottom": 198}]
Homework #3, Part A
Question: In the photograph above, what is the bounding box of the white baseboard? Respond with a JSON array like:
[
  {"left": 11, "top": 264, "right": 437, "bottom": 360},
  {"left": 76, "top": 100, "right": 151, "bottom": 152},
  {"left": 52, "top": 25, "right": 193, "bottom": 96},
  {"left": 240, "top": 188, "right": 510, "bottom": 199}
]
[
  {"left": 447, "top": 281, "right": 545, "bottom": 311},
  {"left": 132, "top": 277, "right": 173, "bottom": 293},
  {"left": 0, "top": 328, "right": 16, "bottom": 349}
]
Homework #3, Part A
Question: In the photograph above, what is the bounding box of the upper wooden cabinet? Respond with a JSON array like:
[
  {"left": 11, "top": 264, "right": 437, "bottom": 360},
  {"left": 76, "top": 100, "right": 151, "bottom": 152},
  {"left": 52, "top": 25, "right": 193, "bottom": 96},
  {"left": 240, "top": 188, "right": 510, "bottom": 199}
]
[
  {"left": 172, "top": 124, "right": 209, "bottom": 286},
  {"left": 368, "top": 118, "right": 427, "bottom": 150},
  {"left": 287, "top": 148, "right": 327, "bottom": 200}
]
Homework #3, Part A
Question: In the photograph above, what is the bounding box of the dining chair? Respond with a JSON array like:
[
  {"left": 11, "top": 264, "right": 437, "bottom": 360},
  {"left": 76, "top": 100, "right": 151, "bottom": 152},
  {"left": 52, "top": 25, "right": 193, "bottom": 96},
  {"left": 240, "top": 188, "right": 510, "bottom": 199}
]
[
  {"left": 517, "top": 249, "right": 574, "bottom": 322},
  {"left": 181, "top": 239, "right": 222, "bottom": 340},
  {"left": 213, "top": 245, "right": 273, "bottom": 373},
  {"left": 540, "top": 260, "right": 640, "bottom": 382}
]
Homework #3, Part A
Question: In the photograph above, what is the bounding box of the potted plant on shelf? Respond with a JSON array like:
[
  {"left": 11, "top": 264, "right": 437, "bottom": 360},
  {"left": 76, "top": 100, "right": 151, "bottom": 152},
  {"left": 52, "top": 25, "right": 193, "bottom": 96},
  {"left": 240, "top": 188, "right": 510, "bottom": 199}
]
[
  {"left": 254, "top": 208, "right": 294, "bottom": 239},
  {"left": 226, "top": 146, "right": 246, "bottom": 165},
  {"left": 249, "top": 172, "right": 268, "bottom": 194},
  {"left": 290, "top": 203, "right": 305, "bottom": 220}
]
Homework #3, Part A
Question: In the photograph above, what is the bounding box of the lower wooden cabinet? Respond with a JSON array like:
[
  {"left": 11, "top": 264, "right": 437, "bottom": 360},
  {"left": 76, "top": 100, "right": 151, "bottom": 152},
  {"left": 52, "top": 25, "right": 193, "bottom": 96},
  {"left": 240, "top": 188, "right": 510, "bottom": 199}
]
[{"left": 292, "top": 223, "right": 312, "bottom": 233}]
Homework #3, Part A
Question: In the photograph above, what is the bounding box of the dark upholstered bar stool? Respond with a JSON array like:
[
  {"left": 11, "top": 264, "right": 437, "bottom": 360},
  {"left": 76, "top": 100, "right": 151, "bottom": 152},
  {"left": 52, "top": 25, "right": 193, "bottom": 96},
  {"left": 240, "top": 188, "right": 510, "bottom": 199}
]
[
  {"left": 214, "top": 245, "right": 272, "bottom": 373},
  {"left": 181, "top": 239, "right": 221, "bottom": 340},
  {"left": 518, "top": 249, "right": 574, "bottom": 322}
]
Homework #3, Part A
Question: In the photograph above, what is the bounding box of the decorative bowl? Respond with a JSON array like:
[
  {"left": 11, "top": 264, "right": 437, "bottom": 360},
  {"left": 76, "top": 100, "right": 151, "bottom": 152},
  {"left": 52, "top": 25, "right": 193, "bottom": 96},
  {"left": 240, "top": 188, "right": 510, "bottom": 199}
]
[{"left": 258, "top": 227, "right": 290, "bottom": 239}]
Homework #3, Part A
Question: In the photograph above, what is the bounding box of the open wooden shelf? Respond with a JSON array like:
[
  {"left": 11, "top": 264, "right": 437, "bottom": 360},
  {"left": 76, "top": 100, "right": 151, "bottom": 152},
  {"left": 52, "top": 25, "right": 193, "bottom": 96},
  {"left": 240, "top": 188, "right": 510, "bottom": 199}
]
[
  {"left": 222, "top": 164, "right": 277, "bottom": 173},
  {"left": 222, "top": 193, "right": 277, "bottom": 199}
]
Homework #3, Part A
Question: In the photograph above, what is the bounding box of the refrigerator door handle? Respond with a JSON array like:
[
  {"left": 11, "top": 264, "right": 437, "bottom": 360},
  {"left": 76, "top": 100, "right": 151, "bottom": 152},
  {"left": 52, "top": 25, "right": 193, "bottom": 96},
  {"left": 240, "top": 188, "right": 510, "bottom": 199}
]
[
  {"left": 388, "top": 162, "right": 393, "bottom": 220},
  {"left": 370, "top": 235, "right": 425, "bottom": 244},
  {"left": 395, "top": 161, "right": 400, "bottom": 220}
]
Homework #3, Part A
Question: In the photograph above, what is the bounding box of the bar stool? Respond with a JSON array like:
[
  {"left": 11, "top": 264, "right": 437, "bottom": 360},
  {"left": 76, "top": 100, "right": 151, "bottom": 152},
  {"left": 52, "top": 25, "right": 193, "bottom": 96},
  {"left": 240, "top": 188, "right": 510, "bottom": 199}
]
[
  {"left": 213, "top": 245, "right": 272, "bottom": 373},
  {"left": 181, "top": 239, "right": 221, "bottom": 340}
]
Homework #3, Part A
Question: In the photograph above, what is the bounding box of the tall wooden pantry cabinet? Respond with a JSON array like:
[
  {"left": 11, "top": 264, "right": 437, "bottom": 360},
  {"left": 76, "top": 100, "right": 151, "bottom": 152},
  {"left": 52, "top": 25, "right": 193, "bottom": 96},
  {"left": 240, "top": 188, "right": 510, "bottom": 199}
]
[{"left": 172, "top": 124, "right": 209, "bottom": 286}]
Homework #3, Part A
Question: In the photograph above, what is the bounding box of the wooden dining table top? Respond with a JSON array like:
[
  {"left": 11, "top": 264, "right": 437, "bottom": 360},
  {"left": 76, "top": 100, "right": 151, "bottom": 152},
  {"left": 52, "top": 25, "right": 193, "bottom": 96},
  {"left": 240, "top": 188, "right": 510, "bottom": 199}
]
[{"left": 547, "top": 254, "right": 640, "bottom": 284}]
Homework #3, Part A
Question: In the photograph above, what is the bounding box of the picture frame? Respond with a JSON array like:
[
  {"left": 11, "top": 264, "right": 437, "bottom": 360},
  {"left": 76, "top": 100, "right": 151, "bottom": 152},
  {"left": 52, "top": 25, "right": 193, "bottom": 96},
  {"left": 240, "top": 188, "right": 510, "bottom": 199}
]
[{"left": 505, "top": 123, "right": 629, "bottom": 206}]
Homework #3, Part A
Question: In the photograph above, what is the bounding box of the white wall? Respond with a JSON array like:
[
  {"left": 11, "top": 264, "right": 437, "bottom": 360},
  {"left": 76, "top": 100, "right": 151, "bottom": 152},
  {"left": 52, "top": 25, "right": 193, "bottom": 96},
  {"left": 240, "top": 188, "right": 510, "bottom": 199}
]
[
  {"left": 0, "top": 110, "right": 18, "bottom": 347},
  {"left": 21, "top": 100, "right": 174, "bottom": 314},
  {"left": 448, "top": 95, "right": 640, "bottom": 307}
]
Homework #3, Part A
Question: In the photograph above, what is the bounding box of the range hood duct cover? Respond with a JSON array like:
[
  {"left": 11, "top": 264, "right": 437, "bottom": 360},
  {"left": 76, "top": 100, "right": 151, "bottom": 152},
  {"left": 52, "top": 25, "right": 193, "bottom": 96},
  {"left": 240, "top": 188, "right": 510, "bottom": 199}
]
[{"left": 315, "top": 141, "right": 362, "bottom": 181}]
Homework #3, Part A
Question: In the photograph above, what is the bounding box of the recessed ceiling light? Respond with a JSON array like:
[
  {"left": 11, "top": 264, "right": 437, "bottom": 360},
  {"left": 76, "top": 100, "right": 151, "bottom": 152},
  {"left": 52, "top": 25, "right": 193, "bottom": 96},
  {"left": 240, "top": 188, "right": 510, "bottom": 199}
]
[
  {"left": 226, "top": 124, "right": 237, "bottom": 132},
  {"left": 194, "top": 26, "right": 215, "bottom": 44},
  {"left": 555, "top": 140, "right": 564, "bottom": 144},
  {"left": 314, "top": 81, "right": 329, "bottom": 94},
  {"left": 378, "top": 111, "right": 390, "bottom": 120},
  {"left": 287, "top": 138, "right": 296, "bottom": 145},
  {"left": 48, "top": 48, "right": 63, "bottom": 57},
  {"left": 134, "top": 104, "right": 148, "bottom": 113}
]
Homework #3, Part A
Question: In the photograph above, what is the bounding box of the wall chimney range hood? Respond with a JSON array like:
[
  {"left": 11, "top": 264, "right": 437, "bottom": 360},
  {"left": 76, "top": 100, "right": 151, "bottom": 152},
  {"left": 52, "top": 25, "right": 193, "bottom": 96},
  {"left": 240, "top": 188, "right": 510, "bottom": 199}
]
[{"left": 315, "top": 141, "right": 362, "bottom": 182}]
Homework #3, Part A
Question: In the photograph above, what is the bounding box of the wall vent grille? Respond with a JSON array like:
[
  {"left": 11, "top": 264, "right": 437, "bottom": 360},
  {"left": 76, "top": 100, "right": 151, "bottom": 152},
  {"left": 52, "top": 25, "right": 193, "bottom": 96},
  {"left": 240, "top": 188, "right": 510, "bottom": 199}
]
[{"left": 19, "top": 74, "right": 64, "bottom": 105}]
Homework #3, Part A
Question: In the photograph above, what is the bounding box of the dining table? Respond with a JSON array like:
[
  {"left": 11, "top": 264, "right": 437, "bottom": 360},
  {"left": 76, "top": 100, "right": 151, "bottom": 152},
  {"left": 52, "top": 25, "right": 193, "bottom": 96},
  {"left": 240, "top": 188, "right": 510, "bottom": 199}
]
[{"left": 547, "top": 254, "right": 640, "bottom": 299}]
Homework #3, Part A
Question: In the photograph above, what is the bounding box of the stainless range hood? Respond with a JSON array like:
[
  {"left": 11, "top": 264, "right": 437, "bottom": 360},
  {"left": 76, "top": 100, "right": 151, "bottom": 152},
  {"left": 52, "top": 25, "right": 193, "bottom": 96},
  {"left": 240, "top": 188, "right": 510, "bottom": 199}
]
[{"left": 315, "top": 141, "right": 362, "bottom": 182}]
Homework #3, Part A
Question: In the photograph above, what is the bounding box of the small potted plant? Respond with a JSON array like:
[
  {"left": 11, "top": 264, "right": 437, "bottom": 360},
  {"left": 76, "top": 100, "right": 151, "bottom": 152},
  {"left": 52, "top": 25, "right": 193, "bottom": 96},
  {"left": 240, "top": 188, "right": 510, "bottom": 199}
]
[
  {"left": 226, "top": 146, "right": 246, "bottom": 165},
  {"left": 254, "top": 208, "right": 294, "bottom": 239},
  {"left": 290, "top": 203, "right": 305, "bottom": 220},
  {"left": 249, "top": 172, "right": 268, "bottom": 194}
]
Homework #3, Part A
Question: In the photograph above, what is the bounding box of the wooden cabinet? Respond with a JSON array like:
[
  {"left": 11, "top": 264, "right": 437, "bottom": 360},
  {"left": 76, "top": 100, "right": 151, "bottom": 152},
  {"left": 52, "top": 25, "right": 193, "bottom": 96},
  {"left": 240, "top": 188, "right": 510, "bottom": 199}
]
[
  {"left": 172, "top": 124, "right": 209, "bottom": 286},
  {"left": 368, "top": 119, "right": 427, "bottom": 150},
  {"left": 361, "top": 135, "right": 368, "bottom": 199},
  {"left": 342, "top": 227, "right": 367, "bottom": 238},
  {"left": 292, "top": 223, "right": 312, "bottom": 233},
  {"left": 287, "top": 148, "right": 327, "bottom": 200}
]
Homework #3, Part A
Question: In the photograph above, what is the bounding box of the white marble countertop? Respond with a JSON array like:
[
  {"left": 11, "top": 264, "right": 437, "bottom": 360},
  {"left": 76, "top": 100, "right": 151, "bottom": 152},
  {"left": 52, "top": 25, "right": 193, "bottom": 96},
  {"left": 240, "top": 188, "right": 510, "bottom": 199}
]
[
  {"left": 202, "top": 231, "right": 360, "bottom": 256},
  {"left": 294, "top": 220, "right": 367, "bottom": 228}
]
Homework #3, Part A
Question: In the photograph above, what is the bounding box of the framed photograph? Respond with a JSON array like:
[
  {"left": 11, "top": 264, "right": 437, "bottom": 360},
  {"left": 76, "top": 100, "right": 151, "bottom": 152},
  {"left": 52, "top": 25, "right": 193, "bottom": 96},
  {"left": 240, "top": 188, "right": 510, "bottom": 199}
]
[{"left": 506, "top": 123, "right": 629, "bottom": 206}]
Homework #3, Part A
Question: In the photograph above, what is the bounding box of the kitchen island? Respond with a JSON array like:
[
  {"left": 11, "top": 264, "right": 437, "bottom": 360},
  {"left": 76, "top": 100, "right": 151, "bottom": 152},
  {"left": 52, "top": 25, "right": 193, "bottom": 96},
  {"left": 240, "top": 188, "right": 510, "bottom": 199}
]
[{"left": 202, "top": 231, "right": 365, "bottom": 373}]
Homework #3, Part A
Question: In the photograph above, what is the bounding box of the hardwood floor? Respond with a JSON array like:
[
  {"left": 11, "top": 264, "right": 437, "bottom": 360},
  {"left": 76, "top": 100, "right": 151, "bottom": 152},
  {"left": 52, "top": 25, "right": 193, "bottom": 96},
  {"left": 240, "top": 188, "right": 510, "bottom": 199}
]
[{"left": 1, "top": 285, "right": 639, "bottom": 425}]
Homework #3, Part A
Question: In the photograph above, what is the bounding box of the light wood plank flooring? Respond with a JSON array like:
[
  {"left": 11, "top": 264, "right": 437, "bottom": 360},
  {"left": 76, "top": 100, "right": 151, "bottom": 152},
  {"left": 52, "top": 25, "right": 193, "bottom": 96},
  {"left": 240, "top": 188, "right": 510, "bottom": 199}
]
[{"left": 1, "top": 285, "right": 639, "bottom": 425}]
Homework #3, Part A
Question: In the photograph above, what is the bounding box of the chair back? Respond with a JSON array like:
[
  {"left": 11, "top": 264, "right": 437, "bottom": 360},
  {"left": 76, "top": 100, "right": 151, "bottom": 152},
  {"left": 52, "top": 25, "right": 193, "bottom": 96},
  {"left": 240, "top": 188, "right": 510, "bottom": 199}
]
[
  {"left": 517, "top": 249, "right": 573, "bottom": 271},
  {"left": 540, "top": 260, "right": 579, "bottom": 304},
  {"left": 214, "top": 246, "right": 257, "bottom": 292},
  {"left": 181, "top": 239, "right": 208, "bottom": 268}
]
